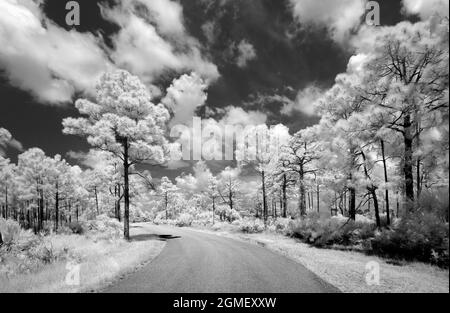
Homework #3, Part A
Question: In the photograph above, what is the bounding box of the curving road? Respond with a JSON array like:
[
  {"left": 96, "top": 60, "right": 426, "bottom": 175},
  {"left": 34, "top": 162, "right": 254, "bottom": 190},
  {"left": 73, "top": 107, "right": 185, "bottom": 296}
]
[{"left": 102, "top": 224, "right": 339, "bottom": 293}]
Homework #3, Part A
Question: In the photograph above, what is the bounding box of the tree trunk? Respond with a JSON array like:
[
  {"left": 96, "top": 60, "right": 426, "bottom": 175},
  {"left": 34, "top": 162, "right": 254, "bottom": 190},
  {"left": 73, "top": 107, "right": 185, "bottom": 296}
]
[
  {"left": 282, "top": 174, "right": 287, "bottom": 218},
  {"left": 165, "top": 192, "right": 168, "bottom": 220},
  {"left": 316, "top": 184, "right": 320, "bottom": 213},
  {"left": 212, "top": 197, "right": 215, "bottom": 225},
  {"left": 123, "top": 138, "right": 130, "bottom": 241},
  {"left": 114, "top": 185, "right": 118, "bottom": 219},
  {"left": 39, "top": 189, "right": 44, "bottom": 232},
  {"left": 371, "top": 189, "right": 381, "bottom": 228},
  {"left": 360, "top": 150, "right": 380, "bottom": 227},
  {"left": 415, "top": 115, "right": 422, "bottom": 200},
  {"left": 343, "top": 190, "right": 347, "bottom": 213},
  {"left": 416, "top": 158, "right": 421, "bottom": 200},
  {"left": 55, "top": 183, "right": 59, "bottom": 233},
  {"left": 94, "top": 187, "right": 99, "bottom": 215},
  {"left": 4, "top": 185, "right": 8, "bottom": 219},
  {"left": 116, "top": 185, "right": 122, "bottom": 222},
  {"left": 261, "top": 170, "right": 268, "bottom": 226},
  {"left": 298, "top": 168, "right": 306, "bottom": 216},
  {"left": 380, "top": 140, "right": 390, "bottom": 225},
  {"left": 348, "top": 177, "right": 356, "bottom": 220},
  {"left": 403, "top": 114, "right": 415, "bottom": 205},
  {"left": 273, "top": 199, "right": 277, "bottom": 218},
  {"left": 228, "top": 178, "right": 233, "bottom": 211}
]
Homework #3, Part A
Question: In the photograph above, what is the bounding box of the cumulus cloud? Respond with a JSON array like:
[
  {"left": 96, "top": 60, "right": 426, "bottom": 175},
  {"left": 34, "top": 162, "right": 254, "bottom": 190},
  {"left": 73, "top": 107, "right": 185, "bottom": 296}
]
[
  {"left": 402, "top": 0, "right": 449, "bottom": 19},
  {"left": 0, "top": 0, "right": 112, "bottom": 104},
  {"left": 135, "top": 0, "right": 186, "bottom": 35},
  {"left": 273, "top": 85, "right": 323, "bottom": 116},
  {"left": 175, "top": 160, "right": 212, "bottom": 193},
  {"left": 219, "top": 106, "right": 267, "bottom": 126},
  {"left": 0, "top": 0, "right": 219, "bottom": 105},
  {"left": 102, "top": 0, "right": 219, "bottom": 84},
  {"left": 219, "top": 166, "right": 241, "bottom": 180},
  {"left": 66, "top": 149, "right": 114, "bottom": 171},
  {"left": 0, "top": 127, "right": 23, "bottom": 156},
  {"left": 162, "top": 72, "right": 208, "bottom": 126},
  {"left": 235, "top": 40, "right": 257, "bottom": 68},
  {"left": 201, "top": 20, "right": 217, "bottom": 44},
  {"left": 289, "top": 0, "right": 366, "bottom": 44}
]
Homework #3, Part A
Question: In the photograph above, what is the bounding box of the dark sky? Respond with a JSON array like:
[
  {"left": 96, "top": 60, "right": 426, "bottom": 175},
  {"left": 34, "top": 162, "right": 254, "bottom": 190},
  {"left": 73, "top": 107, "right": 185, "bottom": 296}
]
[{"left": 0, "top": 0, "right": 406, "bottom": 176}]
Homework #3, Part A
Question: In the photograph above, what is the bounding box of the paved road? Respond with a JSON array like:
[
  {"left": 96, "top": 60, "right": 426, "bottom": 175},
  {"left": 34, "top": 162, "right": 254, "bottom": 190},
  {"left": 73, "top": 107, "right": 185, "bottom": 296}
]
[{"left": 103, "top": 224, "right": 339, "bottom": 293}]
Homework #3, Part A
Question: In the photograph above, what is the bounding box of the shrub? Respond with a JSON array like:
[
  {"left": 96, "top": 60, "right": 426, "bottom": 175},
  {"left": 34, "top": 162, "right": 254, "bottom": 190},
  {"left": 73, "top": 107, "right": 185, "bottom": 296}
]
[
  {"left": 291, "top": 214, "right": 376, "bottom": 248},
  {"left": 272, "top": 218, "right": 292, "bottom": 235},
  {"left": 371, "top": 211, "right": 449, "bottom": 267},
  {"left": 68, "top": 221, "right": 84, "bottom": 234},
  {"left": 153, "top": 211, "right": 167, "bottom": 225},
  {"left": 192, "top": 211, "right": 214, "bottom": 226},
  {"left": 211, "top": 222, "right": 228, "bottom": 231},
  {"left": 238, "top": 218, "right": 265, "bottom": 233},
  {"left": 175, "top": 213, "right": 194, "bottom": 227},
  {"left": 0, "top": 218, "right": 21, "bottom": 245},
  {"left": 84, "top": 214, "right": 123, "bottom": 240},
  {"left": 418, "top": 189, "right": 449, "bottom": 221},
  {"left": 130, "top": 207, "right": 152, "bottom": 223},
  {"left": 0, "top": 223, "right": 65, "bottom": 276}
]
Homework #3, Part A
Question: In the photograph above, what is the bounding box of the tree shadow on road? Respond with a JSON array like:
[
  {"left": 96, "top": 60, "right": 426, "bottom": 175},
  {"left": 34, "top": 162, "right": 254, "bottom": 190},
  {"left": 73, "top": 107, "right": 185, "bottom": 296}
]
[{"left": 131, "top": 234, "right": 181, "bottom": 242}]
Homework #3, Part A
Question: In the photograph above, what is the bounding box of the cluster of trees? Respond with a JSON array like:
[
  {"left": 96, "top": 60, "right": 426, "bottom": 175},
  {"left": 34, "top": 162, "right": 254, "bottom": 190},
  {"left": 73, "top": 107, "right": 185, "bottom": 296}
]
[
  {"left": 0, "top": 142, "right": 155, "bottom": 235},
  {"left": 1, "top": 16, "right": 448, "bottom": 240},
  {"left": 153, "top": 17, "right": 449, "bottom": 229}
]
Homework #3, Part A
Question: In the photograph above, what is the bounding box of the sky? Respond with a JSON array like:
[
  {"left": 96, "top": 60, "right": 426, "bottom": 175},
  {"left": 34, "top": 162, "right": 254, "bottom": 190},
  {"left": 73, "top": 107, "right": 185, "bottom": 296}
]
[{"left": 0, "top": 0, "right": 439, "bottom": 179}]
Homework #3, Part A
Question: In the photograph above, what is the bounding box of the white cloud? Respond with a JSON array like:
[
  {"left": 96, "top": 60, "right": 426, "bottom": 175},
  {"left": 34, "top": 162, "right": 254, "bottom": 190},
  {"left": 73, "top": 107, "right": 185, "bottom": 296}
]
[
  {"left": 402, "top": 0, "right": 449, "bottom": 19},
  {"left": 0, "top": 0, "right": 112, "bottom": 104},
  {"left": 162, "top": 72, "right": 208, "bottom": 126},
  {"left": 219, "top": 106, "right": 267, "bottom": 126},
  {"left": 175, "top": 160, "right": 212, "bottom": 193},
  {"left": 219, "top": 166, "right": 241, "bottom": 180},
  {"left": 0, "top": 127, "right": 23, "bottom": 156},
  {"left": 66, "top": 149, "right": 113, "bottom": 170},
  {"left": 280, "top": 85, "right": 323, "bottom": 116},
  {"left": 289, "top": 0, "right": 365, "bottom": 44},
  {"left": 236, "top": 40, "right": 257, "bottom": 68},
  {"left": 0, "top": 0, "right": 219, "bottom": 105},
  {"left": 136, "top": 0, "right": 186, "bottom": 35},
  {"left": 201, "top": 20, "right": 216, "bottom": 44},
  {"left": 102, "top": 1, "right": 219, "bottom": 84}
]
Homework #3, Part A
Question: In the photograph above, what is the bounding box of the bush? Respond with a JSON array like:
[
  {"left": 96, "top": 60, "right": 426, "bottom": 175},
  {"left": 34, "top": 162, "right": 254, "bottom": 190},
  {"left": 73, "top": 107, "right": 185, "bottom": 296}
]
[
  {"left": 84, "top": 214, "right": 123, "bottom": 240},
  {"left": 238, "top": 218, "right": 265, "bottom": 233},
  {"left": 193, "top": 211, "right": 213, "bottom": 226},
  {"left": 371, "top": 211, "right": 449, "bottom": 267},
  {"left": 291, "top": 214, "right": 376, "bottom": 248},
  {"left": 153, "top": 211, "right": 167, "bottom": 225},
  {"left": 272, "top": 218, "right": 293, "bottom": 235},
  {"left": 68, "top": 221, "right": 84, "bottom": 234},
  {"left": 175, "top": 213, "right": 194, "bottom": 227},
  {"left": 0, "top": 218, "right": 21, "bottom": 245},
  {"left": 130, "top": 207, "right": 152, "bottom": 223},
  {"left": 0, "top": 220, "right": 65, "bottom": 276}
]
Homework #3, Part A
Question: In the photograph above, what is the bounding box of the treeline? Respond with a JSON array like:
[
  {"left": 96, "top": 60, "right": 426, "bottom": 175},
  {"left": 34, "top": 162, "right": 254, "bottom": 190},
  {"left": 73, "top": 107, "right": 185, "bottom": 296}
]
[{"left": 0, "top": 146, "right": 152, "bottom": 234}]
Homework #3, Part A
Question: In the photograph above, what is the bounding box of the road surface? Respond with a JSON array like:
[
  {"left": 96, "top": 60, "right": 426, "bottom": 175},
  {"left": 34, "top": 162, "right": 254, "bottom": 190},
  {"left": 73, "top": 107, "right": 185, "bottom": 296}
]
[{"left": 102, "top": 224, "right": 339, "bottom": 293}]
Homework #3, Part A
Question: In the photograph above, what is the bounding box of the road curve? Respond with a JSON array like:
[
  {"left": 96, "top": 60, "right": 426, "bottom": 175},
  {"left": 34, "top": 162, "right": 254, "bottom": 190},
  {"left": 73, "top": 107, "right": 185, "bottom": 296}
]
[{"left": 102, "top": 224, "right": 339, "bottom": 293}]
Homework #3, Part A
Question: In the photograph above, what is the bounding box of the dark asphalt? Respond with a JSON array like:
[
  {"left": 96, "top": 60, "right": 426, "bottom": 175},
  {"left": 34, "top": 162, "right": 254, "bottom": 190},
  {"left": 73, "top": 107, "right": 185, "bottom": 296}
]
[{"left": 102, "top": 224, "right": 340, "bottom": 293}]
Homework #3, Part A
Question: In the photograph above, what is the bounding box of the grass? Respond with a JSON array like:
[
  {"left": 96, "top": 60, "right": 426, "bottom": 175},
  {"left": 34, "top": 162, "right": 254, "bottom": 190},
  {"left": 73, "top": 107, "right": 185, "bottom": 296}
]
[
  {"left": 0, "top": 225, "right": 166, "bottom": 293},
  {"left": 189, "top": 225, "right": 449, "bottom": 293}
]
